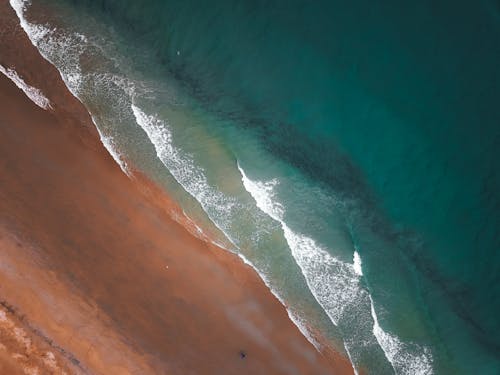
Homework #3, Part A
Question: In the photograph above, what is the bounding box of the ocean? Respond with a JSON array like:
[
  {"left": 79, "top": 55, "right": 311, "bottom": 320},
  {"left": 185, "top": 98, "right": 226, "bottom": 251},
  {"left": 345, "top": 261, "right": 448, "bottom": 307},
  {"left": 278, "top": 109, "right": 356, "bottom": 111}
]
[{"left": 11, "top": 0, "right": 500, "bottom": 373}]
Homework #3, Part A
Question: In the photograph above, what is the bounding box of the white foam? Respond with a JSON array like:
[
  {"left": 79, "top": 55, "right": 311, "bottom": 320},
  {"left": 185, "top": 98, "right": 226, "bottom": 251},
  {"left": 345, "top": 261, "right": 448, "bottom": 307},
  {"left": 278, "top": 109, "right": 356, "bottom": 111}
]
[
  {"left": 10, "top": 0, "right": 51, "bottom": 47},
  {"left": 238, "top": 173, "right": 284, "bottom": 221},
  {"left": 0, "top": 64, "right": 51, "bottom": 110},
  {"left": 94, "top": 122, "right": 130, "bottom": 176},
  {"left": 370, "top": 296, "right": 433, "bottom": 374},
  {"left": 353, "top": 250, "right": 363, "bottom": 276},
  {"left": 131, "top": 104, "right": 243, "bottom": 246},
  {"left": 10, "top": 0, "right": 97, "bottom": 115},
  {"left": 287, "top": 311, "right": 322, "bottom": 351}
]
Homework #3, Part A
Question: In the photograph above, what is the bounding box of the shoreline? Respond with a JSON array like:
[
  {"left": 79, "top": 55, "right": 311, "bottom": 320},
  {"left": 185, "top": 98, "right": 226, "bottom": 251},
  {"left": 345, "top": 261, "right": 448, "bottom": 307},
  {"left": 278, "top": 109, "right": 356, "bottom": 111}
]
[{"left": 0, "top": 1, "right": 355, "bottom": 374}]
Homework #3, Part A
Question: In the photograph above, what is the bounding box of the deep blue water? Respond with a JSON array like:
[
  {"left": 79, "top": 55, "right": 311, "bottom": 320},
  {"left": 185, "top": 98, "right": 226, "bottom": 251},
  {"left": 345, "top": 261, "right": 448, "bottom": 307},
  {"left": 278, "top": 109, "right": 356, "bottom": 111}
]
[{"left": 17, "top": 0, "right": 500, "bottom": 373}]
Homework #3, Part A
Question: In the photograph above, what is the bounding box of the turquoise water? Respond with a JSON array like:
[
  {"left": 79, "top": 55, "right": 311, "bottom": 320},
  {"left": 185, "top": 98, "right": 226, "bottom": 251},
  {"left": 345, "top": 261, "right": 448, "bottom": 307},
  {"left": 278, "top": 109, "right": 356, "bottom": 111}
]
[{"left": 13, "top": 0, "right": 500, "bottom": 373}]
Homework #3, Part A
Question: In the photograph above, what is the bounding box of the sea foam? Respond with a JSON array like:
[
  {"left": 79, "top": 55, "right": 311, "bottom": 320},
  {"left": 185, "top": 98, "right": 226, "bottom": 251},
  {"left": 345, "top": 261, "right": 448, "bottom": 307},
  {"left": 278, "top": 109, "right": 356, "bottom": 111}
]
[
  {"left": 0, "top": 64, "right": 51, "bottom": 110},
  {"left": 353, "top": 250, "right": 363, "bottom": 276},
  {"left": 131, "top": 104, "right": 241, "bottom": 246},
  {"left": 370, "top": 296, "right": 433, "bottom": 374},
  {"left": 10, "top": 0, "right": 50, "bottom": 44},
  {"left": 93, "top": 119, "right": 130, "bottom": 176}
]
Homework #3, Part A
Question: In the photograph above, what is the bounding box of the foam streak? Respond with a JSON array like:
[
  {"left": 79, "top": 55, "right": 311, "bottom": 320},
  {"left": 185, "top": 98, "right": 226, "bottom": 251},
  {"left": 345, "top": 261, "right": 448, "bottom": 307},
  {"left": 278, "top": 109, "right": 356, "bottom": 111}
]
[{"left": 0, "top": 64, "right": 51, "bottom": 110}]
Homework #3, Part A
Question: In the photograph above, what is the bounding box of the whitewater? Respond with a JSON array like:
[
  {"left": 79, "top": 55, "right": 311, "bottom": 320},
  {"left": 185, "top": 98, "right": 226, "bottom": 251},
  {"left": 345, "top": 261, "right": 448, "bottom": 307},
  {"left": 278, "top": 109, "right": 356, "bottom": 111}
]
[{"left": 0, "top": 63, "right": 51, "bottom": 109}]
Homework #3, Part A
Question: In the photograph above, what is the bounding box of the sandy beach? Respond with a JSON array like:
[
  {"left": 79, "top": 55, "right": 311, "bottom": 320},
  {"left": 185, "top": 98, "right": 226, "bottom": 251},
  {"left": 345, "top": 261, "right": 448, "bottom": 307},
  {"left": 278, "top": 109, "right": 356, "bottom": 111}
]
[{"left": 0, "top": 1, "right": 354, "bottom": 374}]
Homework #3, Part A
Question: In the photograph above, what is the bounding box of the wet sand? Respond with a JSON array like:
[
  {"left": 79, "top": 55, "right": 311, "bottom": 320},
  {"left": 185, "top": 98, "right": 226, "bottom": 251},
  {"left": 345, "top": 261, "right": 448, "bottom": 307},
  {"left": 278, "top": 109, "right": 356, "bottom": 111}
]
[{"left": 0, "top": 1, "right": 355, "bottom": 374}]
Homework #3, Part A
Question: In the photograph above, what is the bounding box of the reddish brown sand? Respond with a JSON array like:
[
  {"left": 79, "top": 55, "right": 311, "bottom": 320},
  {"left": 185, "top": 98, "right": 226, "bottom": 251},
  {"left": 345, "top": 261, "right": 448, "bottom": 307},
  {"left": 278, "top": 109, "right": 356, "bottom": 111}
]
[{"left": 0, "top": 1, "right": 355, "bottom": 374}]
